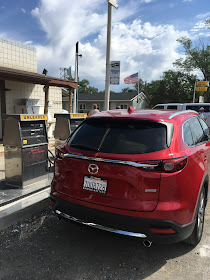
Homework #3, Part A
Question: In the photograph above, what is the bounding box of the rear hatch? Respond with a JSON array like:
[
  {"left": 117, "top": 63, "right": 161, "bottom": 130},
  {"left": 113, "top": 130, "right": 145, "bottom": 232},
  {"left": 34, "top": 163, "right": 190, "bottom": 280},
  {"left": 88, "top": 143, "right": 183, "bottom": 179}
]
[{"left": 54, "top": 118, "right": 173, "bottom": 212}]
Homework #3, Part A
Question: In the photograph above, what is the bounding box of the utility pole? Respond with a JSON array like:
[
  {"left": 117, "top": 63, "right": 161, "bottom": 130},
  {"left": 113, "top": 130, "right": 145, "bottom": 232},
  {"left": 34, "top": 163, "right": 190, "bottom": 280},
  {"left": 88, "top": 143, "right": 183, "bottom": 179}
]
[
  {"left": 104, "top": 0, "right": 118, "bottom": 111},
  {"left": 73, "top": 42, "right": 82, "bottom": 113}
]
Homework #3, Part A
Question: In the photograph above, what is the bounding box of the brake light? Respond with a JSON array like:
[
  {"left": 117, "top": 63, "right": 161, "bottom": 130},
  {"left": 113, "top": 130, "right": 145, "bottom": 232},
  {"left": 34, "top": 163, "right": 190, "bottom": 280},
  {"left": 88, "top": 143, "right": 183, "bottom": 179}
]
[
  {"left": 137, "top": 156, "right": 187, "bottom": 173},
  {"left": 162, "top": 156, "right": 187, "bottom": 173}
]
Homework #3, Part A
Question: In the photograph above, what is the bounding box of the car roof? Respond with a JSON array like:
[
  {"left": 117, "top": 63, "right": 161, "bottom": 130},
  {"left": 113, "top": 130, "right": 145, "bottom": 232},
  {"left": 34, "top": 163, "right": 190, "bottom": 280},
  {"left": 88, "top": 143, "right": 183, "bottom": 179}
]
[
  {"left": 154, "top": 103, "right": 183, "bottom": 106},
  {"left": 89, "top": 109, "right": 199, "bottom": 122}
]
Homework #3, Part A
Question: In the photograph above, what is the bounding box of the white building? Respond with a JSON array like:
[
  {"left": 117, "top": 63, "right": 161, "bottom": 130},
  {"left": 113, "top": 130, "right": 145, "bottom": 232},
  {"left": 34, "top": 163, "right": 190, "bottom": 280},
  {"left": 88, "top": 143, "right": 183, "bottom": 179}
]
[
  {"left": 0, "top": 37, "right": 77, "bottom": 139},
  {"left": 63, "top": 92, "right": 147, "bottom": 114}
]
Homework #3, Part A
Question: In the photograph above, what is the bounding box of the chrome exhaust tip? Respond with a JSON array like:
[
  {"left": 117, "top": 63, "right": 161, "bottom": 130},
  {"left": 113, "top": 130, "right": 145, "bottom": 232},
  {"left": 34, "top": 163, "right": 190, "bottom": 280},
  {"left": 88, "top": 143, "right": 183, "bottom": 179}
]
[{"left": 143, "top": 240, "right": 152, "bottom": 248}]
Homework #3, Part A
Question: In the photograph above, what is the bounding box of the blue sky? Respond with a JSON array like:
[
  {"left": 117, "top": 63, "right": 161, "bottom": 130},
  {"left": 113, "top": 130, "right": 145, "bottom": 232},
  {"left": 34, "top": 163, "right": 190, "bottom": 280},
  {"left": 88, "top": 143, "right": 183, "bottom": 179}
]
[{"left": 0, "top": 0, "right": 209, "bottom": 91}]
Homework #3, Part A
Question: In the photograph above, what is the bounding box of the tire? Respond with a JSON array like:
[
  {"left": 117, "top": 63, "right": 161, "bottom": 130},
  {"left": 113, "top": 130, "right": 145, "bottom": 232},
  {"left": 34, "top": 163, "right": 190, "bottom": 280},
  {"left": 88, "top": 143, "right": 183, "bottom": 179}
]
[{"left": 184, "top": 187, "right": 206, "bottom": 245}]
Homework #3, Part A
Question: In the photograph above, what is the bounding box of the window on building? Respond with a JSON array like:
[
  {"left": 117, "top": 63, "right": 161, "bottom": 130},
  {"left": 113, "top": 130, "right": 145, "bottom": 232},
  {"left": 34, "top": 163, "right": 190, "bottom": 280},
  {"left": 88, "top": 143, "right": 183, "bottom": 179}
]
[
  {"left": 120, "top": 104, "right": 128, "bottom": 109},
  {"left": 79, "top": 104, "right": 86, "bottom": 110}
]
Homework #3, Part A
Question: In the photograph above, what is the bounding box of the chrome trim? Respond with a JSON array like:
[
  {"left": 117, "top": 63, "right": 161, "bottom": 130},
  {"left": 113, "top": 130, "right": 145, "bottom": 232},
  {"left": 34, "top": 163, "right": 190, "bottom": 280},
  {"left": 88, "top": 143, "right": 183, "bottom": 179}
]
[
  {"left": 55, "top": 210, "right": 147, "bottom": 238},
  {"left": 62, "top": 153, "right": 159, "bottom": 168},
  {"left": 168, "top": 110, "right": 197, "bottom": 119}
]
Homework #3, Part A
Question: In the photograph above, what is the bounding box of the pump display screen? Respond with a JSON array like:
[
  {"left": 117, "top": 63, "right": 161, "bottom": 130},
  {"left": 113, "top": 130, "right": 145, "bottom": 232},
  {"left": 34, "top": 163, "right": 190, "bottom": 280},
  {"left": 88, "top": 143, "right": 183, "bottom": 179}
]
[{"left": 20, "top": 120, "right": 47, "bottom": 146}]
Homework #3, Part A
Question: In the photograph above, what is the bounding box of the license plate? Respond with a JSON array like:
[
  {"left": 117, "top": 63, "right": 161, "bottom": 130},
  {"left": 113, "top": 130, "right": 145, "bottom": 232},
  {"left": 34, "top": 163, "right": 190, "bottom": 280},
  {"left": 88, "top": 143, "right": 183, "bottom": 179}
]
[{"left": 83, "top": 176, "right": 107, "bottom": 194}]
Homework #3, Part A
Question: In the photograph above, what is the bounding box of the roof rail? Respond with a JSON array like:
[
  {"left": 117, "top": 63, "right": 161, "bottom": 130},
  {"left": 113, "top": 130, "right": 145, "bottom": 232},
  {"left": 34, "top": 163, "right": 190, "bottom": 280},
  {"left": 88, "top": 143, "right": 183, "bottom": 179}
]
[{"left": 168, "top": 110, "right": 197, "bottom": 120}]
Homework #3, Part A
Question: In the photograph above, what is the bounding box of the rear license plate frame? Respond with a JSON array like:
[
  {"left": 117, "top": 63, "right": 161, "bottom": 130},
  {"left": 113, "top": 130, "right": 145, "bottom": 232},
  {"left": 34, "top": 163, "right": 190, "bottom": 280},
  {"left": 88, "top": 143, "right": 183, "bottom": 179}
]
[{"left": 83, "top": 176, "right": 108, "bottom": 194}]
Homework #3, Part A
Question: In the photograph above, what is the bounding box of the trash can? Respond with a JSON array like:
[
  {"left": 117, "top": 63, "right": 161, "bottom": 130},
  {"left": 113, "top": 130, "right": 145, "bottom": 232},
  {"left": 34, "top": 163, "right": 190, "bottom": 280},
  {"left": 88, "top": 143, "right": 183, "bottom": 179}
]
[
  {"left": 3, "top": 114, "right": 49, "bottom": 188},
  {"left": 54, "top": 113, "right": 87, "bottom": 147}
]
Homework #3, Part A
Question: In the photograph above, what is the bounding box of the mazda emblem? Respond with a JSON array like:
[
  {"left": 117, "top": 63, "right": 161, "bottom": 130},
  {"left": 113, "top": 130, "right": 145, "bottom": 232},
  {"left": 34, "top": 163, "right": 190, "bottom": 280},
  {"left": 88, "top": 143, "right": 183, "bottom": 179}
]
[{"left": 88, "top": 164, "right": 99, "bottom": 174}]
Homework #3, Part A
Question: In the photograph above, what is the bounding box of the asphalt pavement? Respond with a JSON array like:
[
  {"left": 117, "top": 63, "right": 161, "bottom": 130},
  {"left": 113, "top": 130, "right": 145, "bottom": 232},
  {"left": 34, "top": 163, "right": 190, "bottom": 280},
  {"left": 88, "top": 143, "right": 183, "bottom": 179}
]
[
  {"left": 1, "top": 140, "right": 210, "bottom": 279},
  {"left": 0, "top": 204, "right": 210, "bottom": 280}
]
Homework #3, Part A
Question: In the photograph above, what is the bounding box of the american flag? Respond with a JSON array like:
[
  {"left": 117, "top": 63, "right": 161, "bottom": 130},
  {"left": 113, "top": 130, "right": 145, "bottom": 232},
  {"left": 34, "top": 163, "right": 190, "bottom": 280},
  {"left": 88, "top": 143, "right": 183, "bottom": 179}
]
[{"left": 124, "top": 72, "right": 139, "bottom": 84}]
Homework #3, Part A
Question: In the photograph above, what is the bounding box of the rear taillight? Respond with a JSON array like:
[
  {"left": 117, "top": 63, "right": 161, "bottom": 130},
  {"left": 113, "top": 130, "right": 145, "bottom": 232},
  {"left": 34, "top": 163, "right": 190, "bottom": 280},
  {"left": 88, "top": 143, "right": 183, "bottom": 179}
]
[
  {"left": 138, "top": 156, "right": 187, "bottom": 173},
  {"left": 162, "top": 156, "right": 187, "bottom": 173}
]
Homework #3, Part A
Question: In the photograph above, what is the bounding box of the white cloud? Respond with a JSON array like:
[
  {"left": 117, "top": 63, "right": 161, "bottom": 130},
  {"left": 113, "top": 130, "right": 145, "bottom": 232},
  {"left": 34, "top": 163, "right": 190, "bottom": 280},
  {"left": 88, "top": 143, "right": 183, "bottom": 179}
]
[
  {"left": 24, "top": 40, "right": 33, "bottom": 45},
  {"left": 196, "top": 12, "right": 210, "bottom": 19},
  {"left": 140, "top": 0, "right": 152, "bottom": 3},
  {"left": 191, "top": 20, "right": 207, "bottom": 33},
  {"left": 182, "top": 0, "right": 192, "bottom": 2},
  {"left": 21, "top": 8, "right": 26, "bottom": 14},
  {"left": 31, "top": 0, "right": 189, "bottom": 90}
]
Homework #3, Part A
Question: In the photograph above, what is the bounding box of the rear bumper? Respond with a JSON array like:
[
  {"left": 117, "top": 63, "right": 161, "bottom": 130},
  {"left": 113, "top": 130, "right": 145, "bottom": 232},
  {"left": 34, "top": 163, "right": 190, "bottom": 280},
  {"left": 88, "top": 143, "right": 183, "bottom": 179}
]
[{"left": 50, "top": 193, "right": 195, "bottom": 244}]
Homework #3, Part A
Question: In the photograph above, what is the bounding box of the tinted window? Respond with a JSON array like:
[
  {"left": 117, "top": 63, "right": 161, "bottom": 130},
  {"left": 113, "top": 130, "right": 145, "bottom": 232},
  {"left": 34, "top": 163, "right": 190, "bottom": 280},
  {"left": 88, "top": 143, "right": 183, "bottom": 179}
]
[
  {"left": 183, "top": 121, "right": 194, "bottom": 146},
  {"left": 68, "top": 119, "right": 168, "bottom": 154},
  {"left": 167, "top": 105, "right": 177, "bottom": 110},
  {"left": 153, "top": 105, "right": 164, "bottom": 109},
  {"left": 186, "top": 105, "right": 210, "bottom": 113},
  {"left": 188, "top": 117, "right": 206, "bottom": 145}
]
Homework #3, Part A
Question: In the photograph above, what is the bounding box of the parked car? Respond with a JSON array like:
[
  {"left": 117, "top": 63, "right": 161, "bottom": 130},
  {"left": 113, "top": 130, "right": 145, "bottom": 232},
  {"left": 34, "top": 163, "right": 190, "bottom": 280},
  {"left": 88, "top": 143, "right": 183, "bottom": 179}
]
[
  {"left": 153, "top": 103, "right": 210, "bottom": 127},
  {"left": 50, "top": 107, "right": 210, "bottom": 245}
]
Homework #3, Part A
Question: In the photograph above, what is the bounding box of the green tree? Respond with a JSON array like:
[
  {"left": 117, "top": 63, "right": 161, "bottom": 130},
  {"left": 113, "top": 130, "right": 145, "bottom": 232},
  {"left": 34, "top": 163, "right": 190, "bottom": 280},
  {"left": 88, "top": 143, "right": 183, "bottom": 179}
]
[
  {"left": 121, "top": 87, "right": 135, "bottom": 93},
  {"left": 173, "top": 37, "right": 210, "bottom": 81},
  {"left": 133, "top": 78, "right": 146, "bottom": 92},
  {"left": 78, "top": 79, "right": 98, "bottom": 94},
  {"left": 98, "top": 90, "right": 116, "bottom": 94},
  {"left": 146, "top": 70, "right": 197, "bottom": 107},
  {"left": 146, "top": 79, "right": 165, "bottom": 107}
]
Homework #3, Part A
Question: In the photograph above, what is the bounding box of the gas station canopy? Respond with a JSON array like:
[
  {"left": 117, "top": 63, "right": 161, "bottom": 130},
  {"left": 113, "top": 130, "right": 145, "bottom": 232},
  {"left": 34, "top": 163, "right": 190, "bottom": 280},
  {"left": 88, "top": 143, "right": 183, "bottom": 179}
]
[{"left": 0, "top": 66, "right": 78, "bottom": 89}]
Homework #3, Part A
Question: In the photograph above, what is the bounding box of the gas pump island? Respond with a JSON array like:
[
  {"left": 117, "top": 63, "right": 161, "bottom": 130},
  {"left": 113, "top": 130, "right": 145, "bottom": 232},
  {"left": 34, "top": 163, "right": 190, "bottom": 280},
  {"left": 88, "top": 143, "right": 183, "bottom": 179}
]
[{"left": 3, "top": 114, "right": 50, "bottom": 188}]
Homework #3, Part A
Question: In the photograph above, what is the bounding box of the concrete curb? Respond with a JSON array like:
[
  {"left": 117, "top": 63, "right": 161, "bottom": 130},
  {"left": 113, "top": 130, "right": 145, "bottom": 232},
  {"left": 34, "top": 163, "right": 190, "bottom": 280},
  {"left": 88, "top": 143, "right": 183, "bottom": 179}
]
[{"left": 0, "top": 187, "right": 50, "bottom": 231}]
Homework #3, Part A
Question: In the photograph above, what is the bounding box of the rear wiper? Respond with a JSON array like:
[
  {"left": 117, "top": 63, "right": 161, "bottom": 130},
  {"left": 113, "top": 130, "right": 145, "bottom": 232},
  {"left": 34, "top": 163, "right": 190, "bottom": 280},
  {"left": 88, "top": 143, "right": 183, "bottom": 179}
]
[{"left": 70, "top": 144, "right": 100, "bottom": 152}]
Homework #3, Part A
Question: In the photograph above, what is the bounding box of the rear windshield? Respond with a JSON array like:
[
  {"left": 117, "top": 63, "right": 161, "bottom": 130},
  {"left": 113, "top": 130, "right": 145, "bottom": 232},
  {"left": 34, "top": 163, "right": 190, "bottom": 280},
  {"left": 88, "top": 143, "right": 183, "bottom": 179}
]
[{"left": 67, "top": 119, "right": 168, "bottom": 154}]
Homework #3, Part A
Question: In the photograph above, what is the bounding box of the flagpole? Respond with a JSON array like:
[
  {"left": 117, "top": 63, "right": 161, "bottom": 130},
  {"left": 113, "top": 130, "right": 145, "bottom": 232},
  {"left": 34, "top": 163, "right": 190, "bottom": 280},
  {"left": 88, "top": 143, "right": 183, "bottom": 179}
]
[
  {"left": 138, "top": 70, "right": 140, "bottom": 94},
  {"left": 193, "top": 81, "right": 196, "bottom": 103}
]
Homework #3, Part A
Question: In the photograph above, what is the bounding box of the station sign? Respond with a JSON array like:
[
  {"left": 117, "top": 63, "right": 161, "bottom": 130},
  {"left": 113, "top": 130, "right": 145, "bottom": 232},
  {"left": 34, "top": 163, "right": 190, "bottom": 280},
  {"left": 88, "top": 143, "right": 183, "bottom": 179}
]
[
  {"left": 196, "top": 87, "right": 208, "bottom": 92},
  {"left": 21, "top": 115, "right": 48, "bottom": 121},
  {"left": 70, "top": 113, "right": 87, "bottom": 119},
  {"left": 196, "top": 81, "right": 209, "bottom": 87},
  {"left": 110, "top": 61, "right": 120, "bottom": 85}
]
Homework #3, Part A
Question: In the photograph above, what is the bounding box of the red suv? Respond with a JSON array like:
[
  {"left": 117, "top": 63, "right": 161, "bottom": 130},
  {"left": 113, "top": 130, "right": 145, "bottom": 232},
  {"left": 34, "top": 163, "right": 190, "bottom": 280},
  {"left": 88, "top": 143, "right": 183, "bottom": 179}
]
[{"left": 50, "top": 108, "right": 210, "bottom": 245}]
